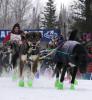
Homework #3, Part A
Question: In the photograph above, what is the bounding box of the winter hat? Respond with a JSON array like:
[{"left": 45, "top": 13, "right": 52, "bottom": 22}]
[{"left": 13, "top": 23, "right": 20, "bottom": 29}]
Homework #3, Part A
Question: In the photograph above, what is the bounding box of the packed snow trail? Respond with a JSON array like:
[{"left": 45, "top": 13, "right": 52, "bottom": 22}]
[{"left": 0, "top": 76, "right": 92, "bottom": 100}]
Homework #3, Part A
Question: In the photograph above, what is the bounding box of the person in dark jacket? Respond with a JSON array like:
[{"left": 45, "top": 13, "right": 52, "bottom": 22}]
[{"left": 3, "top": 23, "right": 24, "bottom": 44}]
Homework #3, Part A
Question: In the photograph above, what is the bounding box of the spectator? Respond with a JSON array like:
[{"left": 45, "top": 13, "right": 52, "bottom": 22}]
[{"left": 3, "top": 23, "right": 24, "bottom": 44}]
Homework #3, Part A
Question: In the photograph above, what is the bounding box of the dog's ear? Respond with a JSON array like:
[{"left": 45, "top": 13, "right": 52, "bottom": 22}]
[{"left": 69, "top": 29, "right": 78, "bottom": 40}]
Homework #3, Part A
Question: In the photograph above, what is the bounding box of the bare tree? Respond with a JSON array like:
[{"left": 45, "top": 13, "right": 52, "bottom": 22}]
[
  {"left": 28, "top": 0, "right": 42, "bottom": 29},
  {"left": 0, "top": 0, "right": 41, "bottom": 29},
  {"left": 58, "top": 4, "right": 74, "bottom": 39},
  {"left": 0, "top": 0, "right": 2, "bottom": 8},
  {"left": 0, "top": 0, "right": 11, "bottom": 29},
  {"left": 58, "top": 5, "right": 67, "bottom": 36},
  {"left": 10, "top": 0, "right": 33, "bottom": 28}
]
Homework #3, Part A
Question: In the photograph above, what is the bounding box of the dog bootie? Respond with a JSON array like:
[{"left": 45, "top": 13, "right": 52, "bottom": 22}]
[
  {"left": 55, "top": 79, "right": 59, "bottom": 88},
  {"left": 18, "top": 80, "right": 24, "bottom": 87},
  {"left": 70, "top": 84, "right": 75, "bottom": 90},
  {"left": 55, "top": 80, "right": 64, "bottom": 90},
  {"left": 74, "top": 80, "right": 78, "bottom": 85},
  {"left": 27, "top": 80, "right": 33, "bottom": 87}
]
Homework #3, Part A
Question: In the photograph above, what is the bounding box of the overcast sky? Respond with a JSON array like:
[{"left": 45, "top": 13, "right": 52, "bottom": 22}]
[
  {"left": 55, "top": 0, "right": 75, "bottom": 7},
  {"left": 55, "top": 0, "right": 76, "bottom": 11},
  {"left": 32, "top": 0, "right": 76, "bottom": 11}
]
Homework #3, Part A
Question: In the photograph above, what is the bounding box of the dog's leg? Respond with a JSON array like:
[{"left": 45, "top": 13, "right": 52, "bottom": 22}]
[
  {"left": 70, "top": 67, "right": 78, "bottom": 90},
  {"left": 54, "top": 63, "right": 62, "bottom": 88},
  {"left": 57, "top": 66, "right": 67, "bottom": 89}
]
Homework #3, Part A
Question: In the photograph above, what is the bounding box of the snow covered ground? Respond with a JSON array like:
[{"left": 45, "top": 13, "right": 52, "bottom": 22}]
[{"left": 0, "top": 76, "right": 92, "bottom": 100}]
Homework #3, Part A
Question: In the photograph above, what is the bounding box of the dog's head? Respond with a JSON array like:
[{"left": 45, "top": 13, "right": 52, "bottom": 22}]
[{"left": 26, "top": 32, "right": 42, "bottom": 42}]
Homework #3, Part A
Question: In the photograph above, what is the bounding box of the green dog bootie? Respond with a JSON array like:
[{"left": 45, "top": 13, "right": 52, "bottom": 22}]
[
  {"left": 56, "top": 82, "right": 64, "bottom": 90},
  {"left": 74, "top": 80, "right": 78, "bottom": 85},
  {"left": 27, "top": 80, "right": 33, "bottom": 87},
  {"left": 55, "top": 79, "right": 59, "bottom": 88},
  {"left": 18, "top": 80, "right": 24, "bottom": 87},
  {"left": 57, "top": 82, "right": 63, "bottom": 90},
  {"left": 70, "top": 84, "right": 75, "bottom": 90}
]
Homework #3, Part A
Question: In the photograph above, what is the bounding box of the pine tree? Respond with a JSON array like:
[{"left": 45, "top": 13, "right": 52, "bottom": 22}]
[
  {"left": 85, "top": 0, "right": 92, "bottom": 32},
  {"left": 72, "top": 0, "right": 92, "bottom": 32},
  {"left": 42, "top": 0, "right": 57, "bottom": 29}
]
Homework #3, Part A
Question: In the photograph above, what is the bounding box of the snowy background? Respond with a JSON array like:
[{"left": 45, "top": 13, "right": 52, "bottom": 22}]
[{"left": 0, "top": 76, "right": 92, "bottom": 100}]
